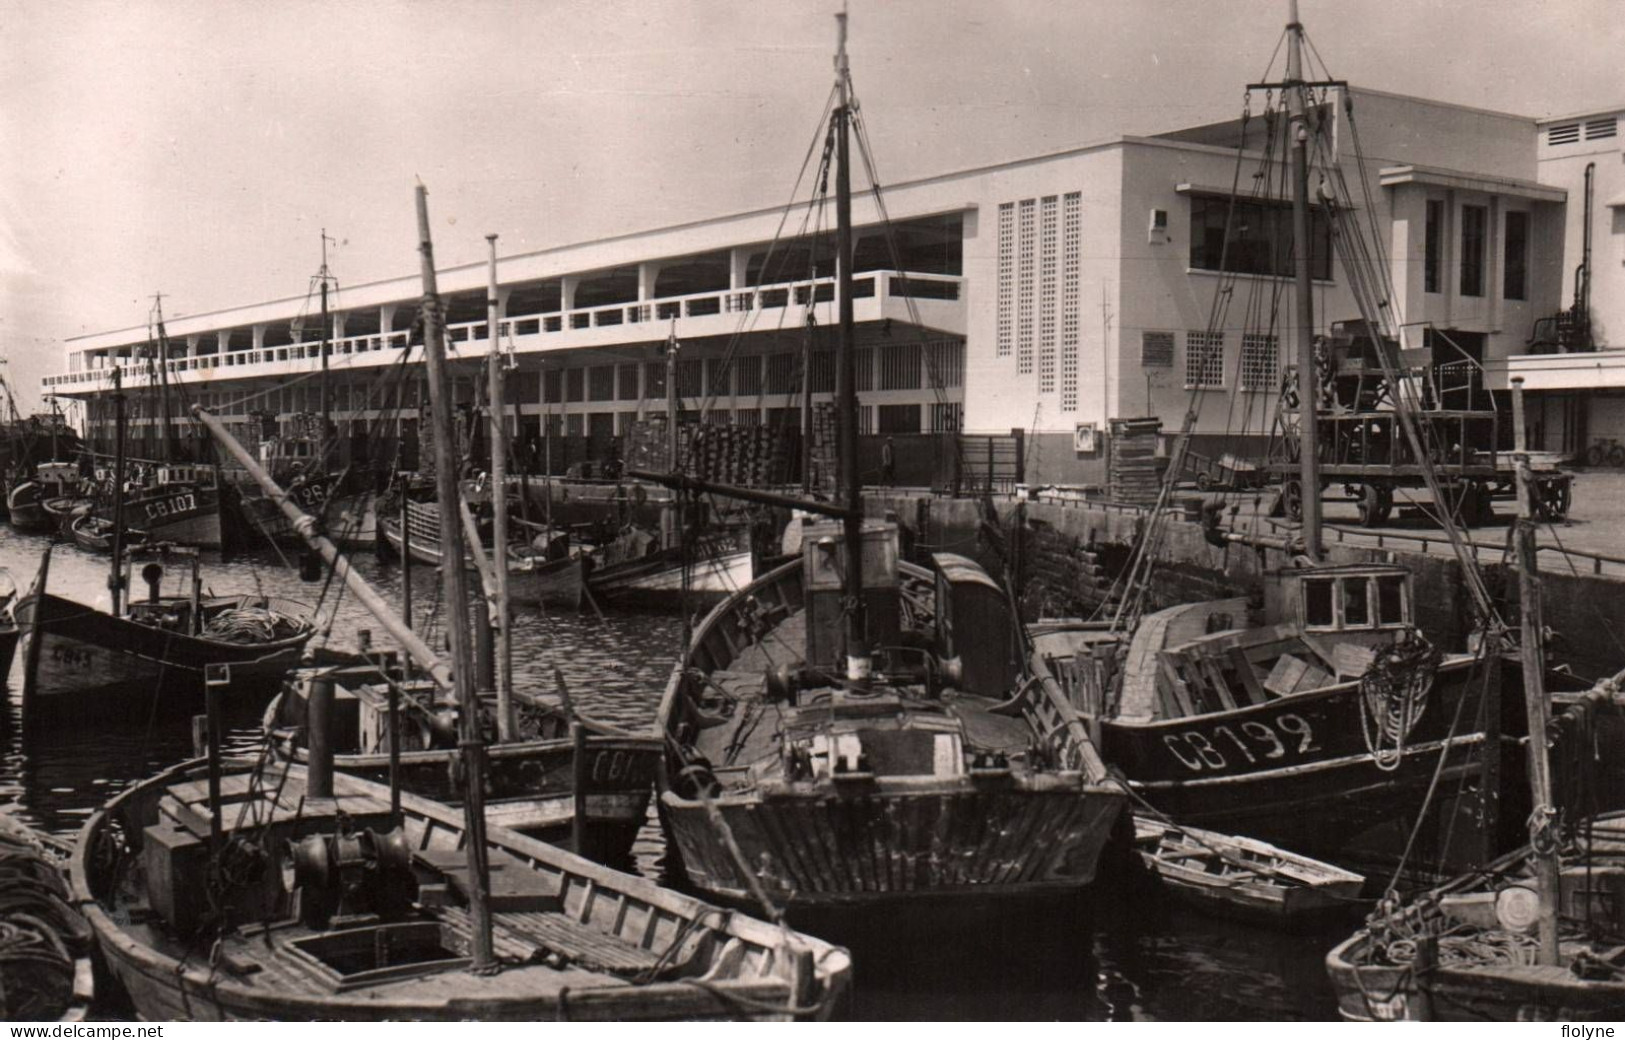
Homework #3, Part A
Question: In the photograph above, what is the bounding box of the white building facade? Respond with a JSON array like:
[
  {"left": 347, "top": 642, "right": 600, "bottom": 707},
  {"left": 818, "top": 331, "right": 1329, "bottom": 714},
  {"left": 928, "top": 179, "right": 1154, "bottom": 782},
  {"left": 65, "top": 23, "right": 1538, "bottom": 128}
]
[{"left": 45, "top": 88, "right": 1582, "bottom": 485}]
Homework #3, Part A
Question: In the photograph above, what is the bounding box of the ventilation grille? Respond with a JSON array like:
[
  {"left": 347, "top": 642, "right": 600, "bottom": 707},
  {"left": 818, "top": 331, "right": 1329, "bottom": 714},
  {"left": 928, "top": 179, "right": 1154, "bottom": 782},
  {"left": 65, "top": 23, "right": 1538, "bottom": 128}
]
[
  {"left": 1586, "top": 117, "right": 1618, "bottom": 140},
  {"left": 1141, "top": 331, "right": 1175, "bottom": 368},
  {"left": 996, "top": 204, "right": 1014, "bottom": 357},
  {"left": 1061, "top": 193, "right": 1082, "bottom": 413},
  {"left": 1547, "top": 122, "right": 1581, "bottom": 146},
  {"left": 1017, "top": 199, "right": 1036, "bottom": 375},
  {"left": 1185, "top": 331, "right": 1225, "bottom": 388},
  {"left": 1038, "top": 196, "right": 1058, "bottom": 394}
]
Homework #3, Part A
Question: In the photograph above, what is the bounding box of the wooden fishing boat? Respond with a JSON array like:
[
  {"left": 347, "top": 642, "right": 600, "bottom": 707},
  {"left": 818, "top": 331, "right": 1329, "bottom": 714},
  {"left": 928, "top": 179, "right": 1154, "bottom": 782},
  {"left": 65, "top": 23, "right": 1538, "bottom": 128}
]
[
  {"left": 69, "top": 512, "right": 148, "bottom": 553},
  {"left": 114, "top": 463, "right": 225, "bottom": 548},
  {"left": 71, "top": 755, "right": 850, "bottom": 1020},
  {"left": 1326, "top": 811, "right": 1625, "bottom": 1021},
  {"left": 657, "top": 536, "right": 1126, "bottom": 912},
  {"left": 265, "top": 661, "right": 661, "bottom": 864},
  {"left": 17, "top": 543, "right": 316, "bottom": 728},
  {"left": 589, "top": 539, "right": 755, "bottom": 610},
  {"left": 1035, "top": 564, "right": 1501, "bottom": 880},
  {"left": 1132, "top": 815, "right": 1364, "bottom": 927},
  {"left": 0, "top": 816, "right": 94, "bottom": 1022},
  {"left": 42, "top": 493, "right": 96, "bottom": 535},
  {"left": 381, "top": 499, "right": 591, "bottom": 610},
  {"left": 8, "top": 461, "right": 82, "bottom": 533}
]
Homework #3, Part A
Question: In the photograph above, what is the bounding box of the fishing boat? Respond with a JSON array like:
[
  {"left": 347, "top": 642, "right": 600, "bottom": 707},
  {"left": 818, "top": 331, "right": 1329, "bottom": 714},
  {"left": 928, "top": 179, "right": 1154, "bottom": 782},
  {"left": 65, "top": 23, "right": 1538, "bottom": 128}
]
[
  {"left": 19, "top": 366, "right": 312, "bottom": 729},
  {"left": 652, "top": 16, "right": 1124, "bottom": 917},
  {"left": 1035, "top": 3, "right": 1530, "bottom": 882},
  {"left": 8, "top": 461, "right": 83, "bottom": 533},
  {"left": 69, "top": 512, "right": 148, "bottom": 553},
  {"left": 70, "top": 755, "right": 849, "bottom": 1021},
  {"left": 380, "top": 495, "right": 590, "bottom": 609},
  {"left": 41, "top": 490, "right": 97, "bottom": 535},
  {"left": 110, "top": 462, "right": 225, "bottom": 548},
  {"left": 264, "top": 659, "right": 661, "bottom": 865},
  {"left": 588, "top": 534, "right": 755, "bottom": 610},
  {"left": 1326, "top": 809, "right": 1625, "bottom": 1021},
  {"left": 1132, "top": 816, "right": 1365, "bottom": 927},
  {"left": 0, "top": 816, "right": 94, "bottom": 1022},
  {"left": 17, "top": 543, "right": 316, "bottom": 727}
]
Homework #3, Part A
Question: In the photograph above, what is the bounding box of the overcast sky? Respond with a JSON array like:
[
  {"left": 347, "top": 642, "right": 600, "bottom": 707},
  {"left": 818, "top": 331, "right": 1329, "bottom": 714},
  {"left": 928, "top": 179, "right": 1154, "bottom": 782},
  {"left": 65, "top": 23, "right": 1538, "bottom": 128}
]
[{"left": 2, "top": 0, "right": 1619, "bottom": 413}]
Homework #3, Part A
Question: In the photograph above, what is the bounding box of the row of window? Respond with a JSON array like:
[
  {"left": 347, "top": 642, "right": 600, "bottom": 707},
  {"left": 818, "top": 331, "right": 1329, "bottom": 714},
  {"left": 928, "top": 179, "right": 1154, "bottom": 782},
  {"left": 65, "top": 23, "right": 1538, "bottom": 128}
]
[
  {"left": 1424, "top": 201, "right": 1528, "bottom": 301},
  {"left": 527, "top": 401, "right": 960, "bottom": 438},
  {"left": 1140, "top": 330, "right": 1280, "bottom": 391},
  {"left": 530, "top": 340, "right": 965, "bottom": 405}
]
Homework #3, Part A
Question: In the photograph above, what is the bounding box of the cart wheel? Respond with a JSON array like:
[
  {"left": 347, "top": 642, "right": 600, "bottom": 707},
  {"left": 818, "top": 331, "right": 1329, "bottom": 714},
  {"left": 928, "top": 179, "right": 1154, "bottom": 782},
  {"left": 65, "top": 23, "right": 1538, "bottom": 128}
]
[
  {"left": 1536, "top": 477, "right": 1572, "bottom": 522},
  {"left": 1375, "top": 485, "right": 1395, "bottom": 527},
  {"left": 1357, "top": 485, "right": 1383, "bottom": 528},
  {"left": 1283, "top": 480, "right": 1304, "bottom": 522},
  {"left": 1196, "top": 472, "right": 1214, "bottom": 491}
]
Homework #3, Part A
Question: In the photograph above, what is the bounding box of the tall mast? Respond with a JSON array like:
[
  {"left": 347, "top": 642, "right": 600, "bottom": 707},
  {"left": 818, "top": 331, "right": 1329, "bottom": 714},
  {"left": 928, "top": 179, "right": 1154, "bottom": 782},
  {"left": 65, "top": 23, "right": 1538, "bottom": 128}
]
[
  {"left": 151, "top": 293, "right": 175, "bottom": 462},
  {"left": 485, "top": 234, "right": 514, "bottom": 742},
  {"left": 414, "top": 185, "right": 496, "bottom": 972},
  {"left": 108, "top": 367, "right": 128, "bottom": 617},
  {"left": 318, "top": 229, "right": 335, "bottom": 462},
  {"left": 834, "top": 10, "right": 869, "bottom": 682},
  {"left": 1285, "top": 0, "right": 1322, "bottom": 561},
  {"left": 1511, "top": 377, "right": 1561, "bottom": 964}
]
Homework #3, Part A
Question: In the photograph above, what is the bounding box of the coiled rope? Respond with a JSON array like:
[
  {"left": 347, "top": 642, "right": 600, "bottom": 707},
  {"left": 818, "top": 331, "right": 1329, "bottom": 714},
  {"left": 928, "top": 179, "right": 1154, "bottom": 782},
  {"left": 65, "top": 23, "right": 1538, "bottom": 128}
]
[
  {"left": 1359, "top": 634, "right": 1441, "bottom": 771},
  {"left": 0, "top": 824, "right": 92, "bottom": 1020}
]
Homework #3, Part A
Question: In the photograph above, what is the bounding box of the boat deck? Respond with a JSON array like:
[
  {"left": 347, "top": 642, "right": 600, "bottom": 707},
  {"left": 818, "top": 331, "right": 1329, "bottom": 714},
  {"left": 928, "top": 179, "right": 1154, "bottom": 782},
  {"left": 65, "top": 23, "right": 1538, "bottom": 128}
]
[
  {"left": 695, "top": 607, "right": 1040, "bottom": 789},
  {"left": 113, "top": 763, "right": 792, "bottom": 1016}
]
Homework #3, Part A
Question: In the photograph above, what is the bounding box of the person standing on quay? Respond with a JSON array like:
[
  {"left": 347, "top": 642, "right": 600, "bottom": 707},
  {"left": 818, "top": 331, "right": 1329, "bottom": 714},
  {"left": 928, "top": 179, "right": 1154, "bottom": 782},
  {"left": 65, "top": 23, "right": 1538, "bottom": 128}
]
[{"left": 881, "top": 436, "right": 896, "bottom": 487}]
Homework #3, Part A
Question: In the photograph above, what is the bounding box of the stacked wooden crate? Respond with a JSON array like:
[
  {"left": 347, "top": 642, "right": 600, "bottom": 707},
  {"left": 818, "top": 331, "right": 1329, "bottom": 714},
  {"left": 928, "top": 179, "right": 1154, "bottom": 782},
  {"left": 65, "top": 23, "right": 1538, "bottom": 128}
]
[{"left": 1108, "top": 418, "right": 1164, "bottom": 505}]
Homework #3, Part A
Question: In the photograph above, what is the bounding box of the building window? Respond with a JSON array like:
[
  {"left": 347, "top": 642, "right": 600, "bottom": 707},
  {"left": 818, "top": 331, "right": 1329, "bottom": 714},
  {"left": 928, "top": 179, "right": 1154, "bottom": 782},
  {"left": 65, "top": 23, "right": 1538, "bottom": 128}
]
[
  {"left": 588, "top": 365, "right": 615, "bottom": 402},
  {"left": 996, "top": 203, "right": 1015, "bottom": 357},
  {"left": 617, "top": 364, "right": 640, "bottom": 401},
  {"left": 565, "top": 368, "right": 585, "bottom": 403},
  {"left": 642, "top": 361, "right": 666, "bottom": 400},
  {"left": 1504, "top": 210, "right": 1528, "bottom": 301},
  {"left": 1460, "top": 205, "right": 1487, "bottom": 298},
  {"left": 705, "top": 357, "right": 730, "bottom": 397},
  {"left": 929, "top": 401, "right": 962, "bottom": 432},
  {"left": 735, "top": 355, "right": 762, "bottom": 396},
  {"left": 675, "top": 358, "right": 702, "bottom": 399},
  {"left": 877, "top": 403, "right": 921, "bottom": 435},
  {"left": 1189, "top": 195, "right": 1331, "bottom": 281},
  {"left": 765, "top": 352, "right": 797, "bottom": 395},
  {"left": 923, "top": 338, "right": 965, "bottom": 389},
  {"left": 1142, "top": 331, "right": 1175, "bottom": 368},
  {"left": 809, "top": 350, "right": 836, "bottom": 393},
  {"left": 878, "top": 343, "right": 921, "bottom": 391},
  {"left": 853, "top": 347, "right": 874, "bottom": 392},
  {"left": 544, "top": 369, "right": 564, "bottom": 404},
  {"left": 1424, "top": 199, "right": 1443, "bottom": 294},
  {"left": 1016, "top": 199, "right": 1037, "bottom": 375},
  {"left": 1185, "top": 331, "right": 1225, "bottom": 388},
  {"left": 1241, "top": 333, "right": 1279, "bottom": 391}
]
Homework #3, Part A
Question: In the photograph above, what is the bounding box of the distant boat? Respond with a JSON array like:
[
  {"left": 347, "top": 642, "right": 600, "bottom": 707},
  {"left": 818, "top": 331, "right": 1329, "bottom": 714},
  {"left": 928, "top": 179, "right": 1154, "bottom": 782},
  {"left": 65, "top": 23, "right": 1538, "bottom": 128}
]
[
  {"left": 380, "top": 497, "right": 591, "bottom": 610},
  {"left": 1132, "top": 816, "right": 1365, "bottom": 927},
  {"left": 17, "top": 544, "right": 315, "bottom": 728},
  {"left": 8, "top": 461, "right": 83, "bottom": 533},
  {"left": 68, "top": 513, "right": 147, "bottom": 554},
  {"left": 265, "top": 660, "right": 661, "bottom": 865},
  {"left": 70, "top": 755, "right": 851, "bottom": 1020}
]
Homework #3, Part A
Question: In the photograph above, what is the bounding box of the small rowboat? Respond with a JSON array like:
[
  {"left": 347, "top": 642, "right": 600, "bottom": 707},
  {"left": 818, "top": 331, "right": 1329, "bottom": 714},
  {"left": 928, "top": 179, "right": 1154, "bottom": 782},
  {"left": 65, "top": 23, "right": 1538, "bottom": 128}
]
[
  {"left": 1133, "top": 816, "right": 1366, "bottom": 927},
  {"left": 69, "top": 512, "right": 148, "bottom": 553}
]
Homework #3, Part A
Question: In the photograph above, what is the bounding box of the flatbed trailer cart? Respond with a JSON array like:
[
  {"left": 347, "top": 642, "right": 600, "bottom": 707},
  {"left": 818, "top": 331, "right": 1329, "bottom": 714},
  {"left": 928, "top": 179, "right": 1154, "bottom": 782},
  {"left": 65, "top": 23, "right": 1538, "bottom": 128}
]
[{"left": 1265, "top": 320, "right": 1573, "bottom": 528}]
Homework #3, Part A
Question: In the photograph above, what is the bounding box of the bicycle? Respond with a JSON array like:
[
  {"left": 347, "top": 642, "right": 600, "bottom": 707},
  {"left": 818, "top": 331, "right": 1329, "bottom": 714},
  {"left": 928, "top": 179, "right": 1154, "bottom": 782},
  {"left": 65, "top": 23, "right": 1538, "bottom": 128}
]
[{"left": 1586, "top": 437, "right": 1625, "bottom": 468}]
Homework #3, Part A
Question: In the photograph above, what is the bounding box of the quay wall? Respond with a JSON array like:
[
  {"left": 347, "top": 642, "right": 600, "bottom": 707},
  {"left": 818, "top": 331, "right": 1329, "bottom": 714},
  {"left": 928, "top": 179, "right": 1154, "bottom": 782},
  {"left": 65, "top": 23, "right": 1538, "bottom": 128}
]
[{"left": 863, "top": 491, "right": 1625, "bottom": 680}]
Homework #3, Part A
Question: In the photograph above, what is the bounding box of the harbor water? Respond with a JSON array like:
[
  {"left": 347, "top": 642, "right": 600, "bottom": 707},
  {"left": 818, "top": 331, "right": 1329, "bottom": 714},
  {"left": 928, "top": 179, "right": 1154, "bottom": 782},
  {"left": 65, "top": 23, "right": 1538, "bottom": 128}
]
[{"left": 0, "top": 525, "right": 1342, "bottom": 1021}]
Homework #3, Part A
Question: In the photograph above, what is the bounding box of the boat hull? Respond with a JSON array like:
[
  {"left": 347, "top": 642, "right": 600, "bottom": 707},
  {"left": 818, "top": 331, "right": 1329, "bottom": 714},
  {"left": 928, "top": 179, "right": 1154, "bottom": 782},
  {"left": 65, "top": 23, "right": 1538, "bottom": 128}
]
[
  {"left": 72, "top": 758, "right": 851, "bottom": 1021},
  {"left": 1101, "top": 654, "right": 1498, "bottom": 880},
  {"left": 123, "top": 485, "right": 223, "bottom": 548},
  {"left": 590, "top": 547, "right": 754, "bottom": 609},
  {"left": 7, "top": 482, "right": 53, "bottom": 532},
  {"left": 284, "top": 735, "right": 658, "bottom": 865},
  {"left": 16, "top": 591, "right": 312, "bottom": 726},
  {"left": 661, "top": 781, "right": 1122, "bottom": 909}
]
